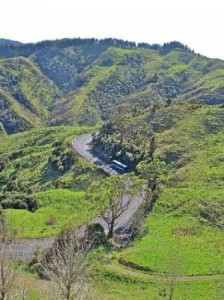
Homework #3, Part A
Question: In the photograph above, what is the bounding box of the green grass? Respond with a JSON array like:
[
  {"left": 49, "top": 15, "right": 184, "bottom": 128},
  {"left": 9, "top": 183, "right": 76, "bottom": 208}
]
[
  {"left": 119, "top": 215, "right": 224, "bottom": 276},
  {"left": 7, "top": 189, "right": 98, "bottom": 238},
  {"left": 94, "top": 260, "right": 224, "bottom": 300}
]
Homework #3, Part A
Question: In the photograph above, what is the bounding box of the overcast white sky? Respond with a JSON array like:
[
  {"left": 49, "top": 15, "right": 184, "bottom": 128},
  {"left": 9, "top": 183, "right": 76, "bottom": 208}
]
[{"left": 0, "top": 0, "right": 224, "bottom": 59}]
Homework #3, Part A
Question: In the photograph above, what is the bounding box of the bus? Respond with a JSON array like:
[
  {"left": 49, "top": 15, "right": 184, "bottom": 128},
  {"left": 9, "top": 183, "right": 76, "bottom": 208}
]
[{"left": 111, "top": 159, "right": 128, "bottom": 172}]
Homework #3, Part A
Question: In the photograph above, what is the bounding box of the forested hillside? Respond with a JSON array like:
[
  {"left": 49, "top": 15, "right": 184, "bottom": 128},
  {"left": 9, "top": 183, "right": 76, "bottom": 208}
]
[
  {"left": 0, "top": 38, "right": 224, "bottom": 133},
  {"left": 0, "top": 57, "right": 58, "bottom": 133},
  {"left": 0, "top": 38, "right": 22, "bottom": 46}
]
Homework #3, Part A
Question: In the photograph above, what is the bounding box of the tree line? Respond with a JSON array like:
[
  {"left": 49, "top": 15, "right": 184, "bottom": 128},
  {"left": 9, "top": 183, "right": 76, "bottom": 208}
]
[{"left": 0, "top": 38, "right": 193, "bottom": 59}]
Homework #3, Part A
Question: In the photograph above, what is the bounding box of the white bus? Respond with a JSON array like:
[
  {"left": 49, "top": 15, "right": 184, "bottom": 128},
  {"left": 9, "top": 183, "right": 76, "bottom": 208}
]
[{"left": 111, "top": 159, "right": 128, "bottom": 172}]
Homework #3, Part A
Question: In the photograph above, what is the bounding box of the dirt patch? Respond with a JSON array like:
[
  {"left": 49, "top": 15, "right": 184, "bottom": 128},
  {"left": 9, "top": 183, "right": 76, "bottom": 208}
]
[{"left": 172, "top": 228, "right": 195, "bottom": 236}]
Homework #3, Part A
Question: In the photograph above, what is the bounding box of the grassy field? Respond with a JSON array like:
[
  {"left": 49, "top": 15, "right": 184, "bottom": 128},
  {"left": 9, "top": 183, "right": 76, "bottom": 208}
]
[{"left": 6, "top": 189, "right": 99, "bottom": 238}]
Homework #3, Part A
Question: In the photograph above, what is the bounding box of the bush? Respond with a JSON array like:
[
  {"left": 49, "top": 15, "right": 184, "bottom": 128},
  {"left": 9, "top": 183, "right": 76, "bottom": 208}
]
[
  {"left": 0, "top": 174, "right": 8, "bottom": 185},
  {"left": 52, "top": 147, "right": 64, "bottom": 157},
  {"left": 87, "top": 223, "right": 107, "bottom": 246},
  {"left": 49, "top": 149, "right": 74, "bottom": 172},
  {"left": 61, "top": 152, "right": 74, "bottom": 171},
  {"left": 53, "top": 140, "right": 63, "bottom": 147},
  {"left": 24, "top": 196, "right": 38, "bottom": 212},
  {"left": 9, "top": 150, "right": 24, "bottom": 160}
]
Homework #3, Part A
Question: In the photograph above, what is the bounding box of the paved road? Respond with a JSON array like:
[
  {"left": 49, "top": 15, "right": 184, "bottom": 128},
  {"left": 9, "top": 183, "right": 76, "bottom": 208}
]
[
  {"left": 5, "top": 238, "right": 54, "bottom": 262},
  {"left": 71, "top": 133, "right": 118, "bottom": 176},
  {"left": 72, "top": 133, "right": 147, "bottom": 236}
]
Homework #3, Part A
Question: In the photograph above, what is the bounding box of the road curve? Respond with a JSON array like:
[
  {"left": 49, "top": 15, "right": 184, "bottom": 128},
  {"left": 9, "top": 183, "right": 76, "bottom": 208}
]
[
  {"left": 72, "top": 133, "right": 147, "bottom": 236},
  {"left": 71, "top": 133, "right": 118, "bottom": 176}
]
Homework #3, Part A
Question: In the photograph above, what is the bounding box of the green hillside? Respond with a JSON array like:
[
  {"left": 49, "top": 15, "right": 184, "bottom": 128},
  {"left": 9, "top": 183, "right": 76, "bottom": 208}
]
[
  {"left": 0, "top": 126, "right": 105, "bottom": 237},
  {"left": 95, "top": 104, "right": 224, "bottom": 299}
]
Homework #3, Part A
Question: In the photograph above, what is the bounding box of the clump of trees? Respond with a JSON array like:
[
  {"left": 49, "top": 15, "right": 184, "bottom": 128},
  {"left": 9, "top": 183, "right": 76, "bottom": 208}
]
[
  {"left": 48, "top": 144, "right": 74, "bottom": 173},
  {"left": 93, "top": 114, "right": 154, "bottom": 169}
]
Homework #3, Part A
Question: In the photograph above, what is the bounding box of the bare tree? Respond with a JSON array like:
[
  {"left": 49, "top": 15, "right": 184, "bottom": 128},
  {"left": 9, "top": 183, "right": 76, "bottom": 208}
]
[
  {"left": 0, "top": 211, "right": 17, "bottom": 300},
  {"left": 89, "top": 174, "right": 146, "bottom": 239},
  {"left": 40, "top": 229, "right": 95, "bottom": 300}
]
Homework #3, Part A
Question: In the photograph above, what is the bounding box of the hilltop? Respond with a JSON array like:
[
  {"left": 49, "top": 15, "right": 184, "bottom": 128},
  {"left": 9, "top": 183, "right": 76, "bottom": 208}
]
[{"left": 0, "top": 38, "right": 22, "bottom": 46}]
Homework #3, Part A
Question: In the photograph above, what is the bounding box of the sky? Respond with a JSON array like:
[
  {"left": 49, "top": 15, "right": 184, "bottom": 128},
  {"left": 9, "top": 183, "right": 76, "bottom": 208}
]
[{"left": 0, "top": 0, "right": 224, "bottom": 59}]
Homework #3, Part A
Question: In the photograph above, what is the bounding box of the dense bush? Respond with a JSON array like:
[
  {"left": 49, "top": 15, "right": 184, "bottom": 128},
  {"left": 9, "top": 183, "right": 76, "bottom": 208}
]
[
  {"left": 49, "top": 146, "right": 74, "bottom": 172},
  {"left": 93, "top": 115, "right": 154, "bottom": 169},
  {"left": 0, "top": 156, "right": 9, "bottom": 172},
  {"left": 1, "top": 199, "right": 28, "bottom": 210},
  {"left": 0, "top": 193, "right": 38, "bottom": 211}
]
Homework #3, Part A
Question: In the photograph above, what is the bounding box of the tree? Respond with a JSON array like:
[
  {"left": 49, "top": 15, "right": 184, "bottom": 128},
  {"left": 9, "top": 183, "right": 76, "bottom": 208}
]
[
  {"left": 40, "top": 228, "right": 95, "bottom": 300},
  {"left": 0, "top": 123, "right": 6, "bottom": 137},
  {"left": 88, "top": 174, "right": 146, "bottom": 239},
  {"left": 156, "top": 242, "right": 187, "bottom": 300},
  {"left": 0, "top": 211, "right": 17, "bottom": 300},
  {"left": 137, "top": 159, "right": 166, "bottom": 211}
]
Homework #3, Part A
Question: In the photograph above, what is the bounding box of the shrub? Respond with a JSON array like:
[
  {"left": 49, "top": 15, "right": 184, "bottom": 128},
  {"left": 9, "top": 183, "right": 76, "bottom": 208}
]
[
  {"left": 1, "top": 199, "right": 28, "bottom": 210},
  {"left": 24, "top": 196, "right": 38, "bottom": 212},
  {"left": 0, "top": 194, "right": 38, "bottom": 211},
  {"left": 87, "top": 223, "right": 107, "bottom": 246}
]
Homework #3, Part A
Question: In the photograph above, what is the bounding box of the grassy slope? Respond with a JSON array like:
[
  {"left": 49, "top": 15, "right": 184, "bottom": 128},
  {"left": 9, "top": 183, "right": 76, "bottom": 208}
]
[
  {"left": 0, "top": 126, "right": 104, "bottom": 238},
  {"left": 96, "top": 105, "right": 224, "bottom": 299},
  {"left": 7, "top": 189, "right": 97, "bottom": 238},
  {"left": 0, "top": 57, "right": 58, "bottom": 133}
]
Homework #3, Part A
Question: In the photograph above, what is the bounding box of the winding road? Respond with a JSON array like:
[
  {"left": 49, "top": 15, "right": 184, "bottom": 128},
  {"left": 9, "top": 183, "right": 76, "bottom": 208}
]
[
  {"left": 5, "top": 132, "right": 146, "bottom": 261},
  {"left": 4, "top": 133, "right": 223, "bottom": 282},
  {"left": 71, "top": 133, "right": 118, "bottom": 175},
  {"left": 71, "top": 133, "right": 147, "bottom": 235}
]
